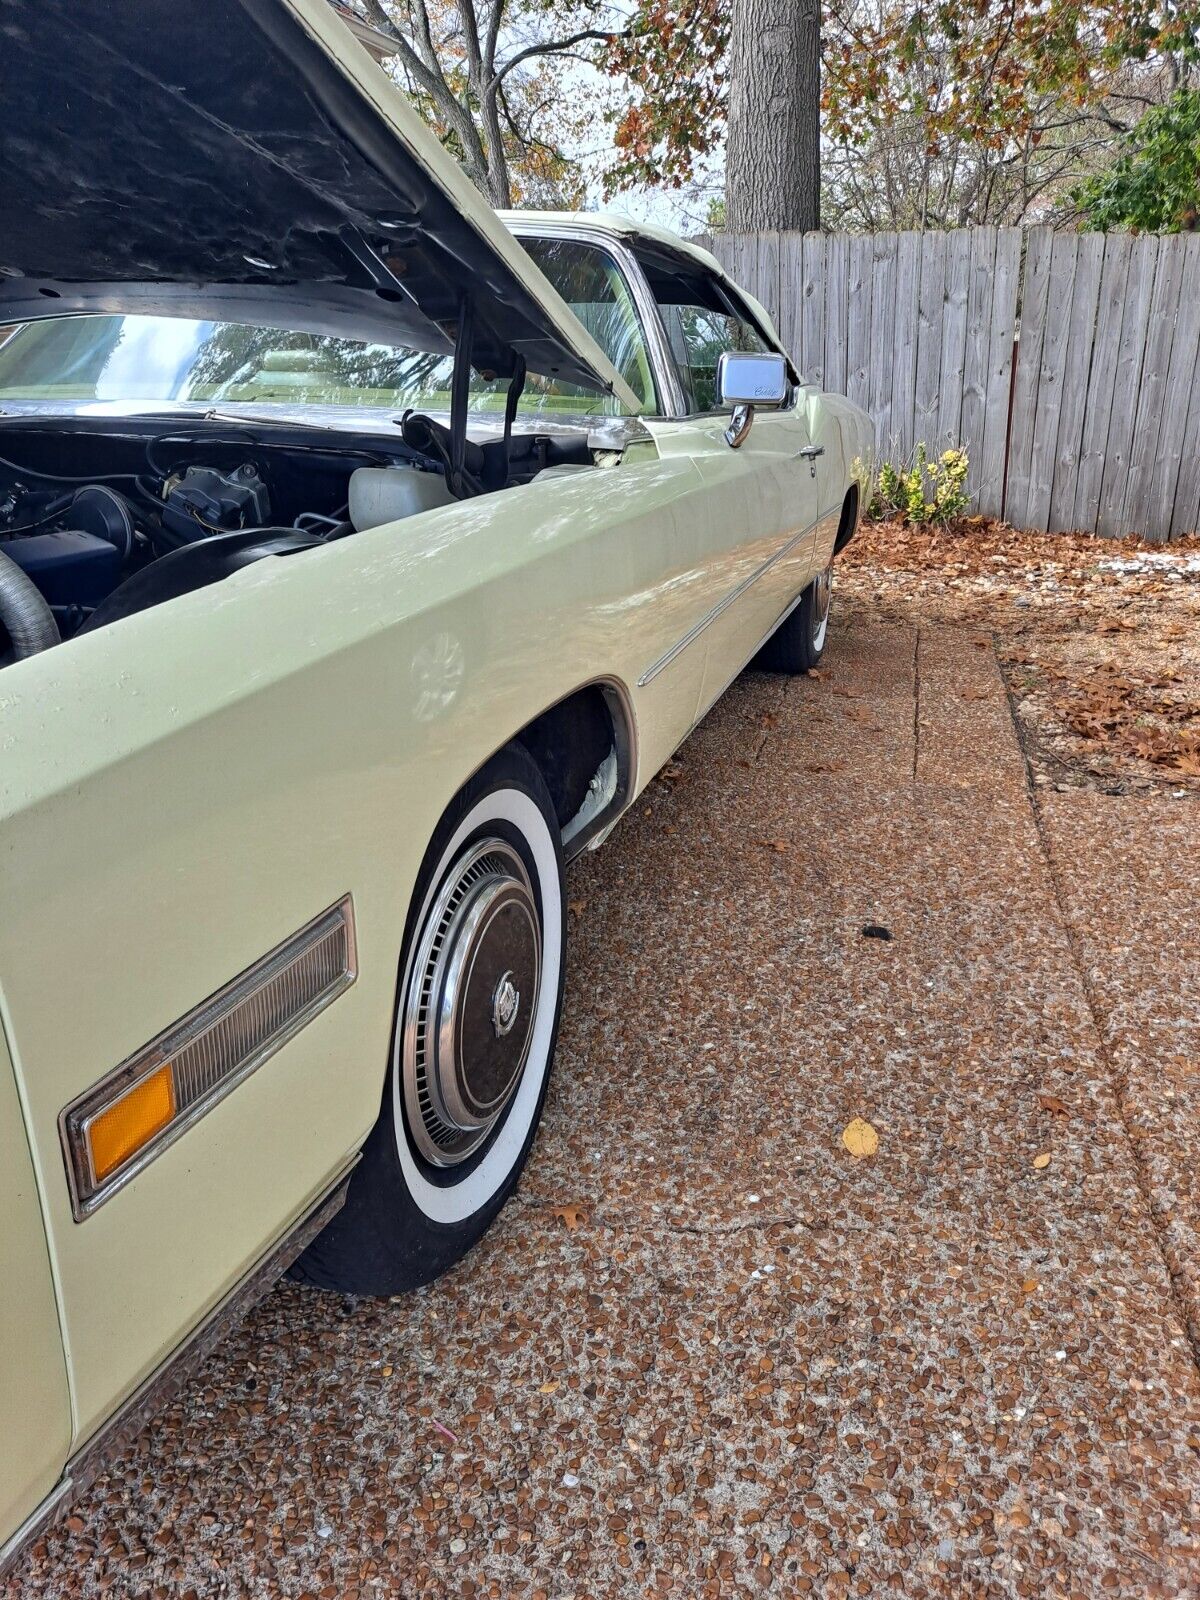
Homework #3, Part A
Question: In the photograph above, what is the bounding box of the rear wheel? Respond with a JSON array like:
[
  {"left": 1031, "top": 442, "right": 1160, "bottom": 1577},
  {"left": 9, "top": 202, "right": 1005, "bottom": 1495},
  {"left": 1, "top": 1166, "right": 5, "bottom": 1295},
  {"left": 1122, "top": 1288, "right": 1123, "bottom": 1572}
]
[
  {"left": 294, "top": 745, "right": 565, "bottom": 1295},
  {"left": 756, "top": 562, "right": 832, "bottom": 674}
]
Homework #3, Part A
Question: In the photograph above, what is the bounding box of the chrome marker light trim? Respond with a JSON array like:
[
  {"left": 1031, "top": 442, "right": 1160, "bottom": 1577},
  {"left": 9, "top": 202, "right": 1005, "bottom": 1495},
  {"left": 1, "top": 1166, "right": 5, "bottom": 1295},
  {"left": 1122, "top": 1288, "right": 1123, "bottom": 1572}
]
[{"left": 60, "top": 898, "right": 357, "bottom": 1219}]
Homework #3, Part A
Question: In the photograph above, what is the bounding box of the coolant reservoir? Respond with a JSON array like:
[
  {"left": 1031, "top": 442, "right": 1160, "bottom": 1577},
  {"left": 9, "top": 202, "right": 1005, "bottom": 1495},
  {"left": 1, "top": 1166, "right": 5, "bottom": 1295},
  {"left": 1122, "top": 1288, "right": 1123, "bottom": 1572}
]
[{"left": 349, "top": 466, "right": 454, "bottom": 531}]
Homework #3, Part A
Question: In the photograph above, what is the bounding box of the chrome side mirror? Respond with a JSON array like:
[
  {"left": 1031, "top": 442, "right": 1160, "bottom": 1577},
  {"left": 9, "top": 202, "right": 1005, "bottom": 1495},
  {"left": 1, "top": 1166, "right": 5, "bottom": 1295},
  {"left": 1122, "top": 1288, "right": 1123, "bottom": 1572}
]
[{"left": 716, "top": 350, "right": 788, "bottom": 448}]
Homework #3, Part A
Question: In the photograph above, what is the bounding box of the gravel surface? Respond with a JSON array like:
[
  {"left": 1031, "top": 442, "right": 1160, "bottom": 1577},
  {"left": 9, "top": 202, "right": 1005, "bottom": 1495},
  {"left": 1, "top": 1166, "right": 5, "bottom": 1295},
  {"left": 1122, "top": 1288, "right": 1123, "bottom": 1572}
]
[
  {"left": 7, "top": 607, "right": 1200, "bottom": 1600},
  {"left": 1039, "top": 793, "right": 1200, "bottom": 1359}
]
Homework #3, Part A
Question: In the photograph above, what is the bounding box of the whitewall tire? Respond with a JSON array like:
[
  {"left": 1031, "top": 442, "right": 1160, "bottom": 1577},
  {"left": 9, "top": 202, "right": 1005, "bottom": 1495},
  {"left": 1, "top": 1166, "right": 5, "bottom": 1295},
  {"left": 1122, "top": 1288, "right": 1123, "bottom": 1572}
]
[{"left": 294, "top": 744, "right": 566, "bottom": 1294}]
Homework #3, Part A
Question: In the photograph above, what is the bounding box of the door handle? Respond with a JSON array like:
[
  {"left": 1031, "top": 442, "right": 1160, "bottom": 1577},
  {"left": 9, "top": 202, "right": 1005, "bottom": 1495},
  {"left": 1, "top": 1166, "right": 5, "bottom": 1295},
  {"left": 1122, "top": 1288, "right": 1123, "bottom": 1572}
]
[{"left": 795, "top": 443, "right": 824, "bottom": 477}]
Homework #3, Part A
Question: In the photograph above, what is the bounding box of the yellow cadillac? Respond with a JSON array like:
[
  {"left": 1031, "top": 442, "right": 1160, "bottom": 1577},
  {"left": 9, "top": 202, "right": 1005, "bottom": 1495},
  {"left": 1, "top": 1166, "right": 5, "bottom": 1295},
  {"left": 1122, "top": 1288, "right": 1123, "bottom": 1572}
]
[{"left": 0, "top": 0, "right": 872, "bottom": 1570}]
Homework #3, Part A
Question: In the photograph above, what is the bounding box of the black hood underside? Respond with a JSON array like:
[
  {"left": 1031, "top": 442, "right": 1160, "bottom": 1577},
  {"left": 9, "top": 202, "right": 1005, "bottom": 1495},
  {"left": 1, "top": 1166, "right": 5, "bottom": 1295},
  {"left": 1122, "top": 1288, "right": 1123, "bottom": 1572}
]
[{"left": 0, "top": 0, "right": 621, "bottom": 394}]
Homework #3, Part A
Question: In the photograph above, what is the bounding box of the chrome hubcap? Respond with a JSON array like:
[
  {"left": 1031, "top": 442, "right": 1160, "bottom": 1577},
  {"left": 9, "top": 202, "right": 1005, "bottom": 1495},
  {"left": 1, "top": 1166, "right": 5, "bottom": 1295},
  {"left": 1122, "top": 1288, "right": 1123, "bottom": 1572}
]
[{"left": 402, "top": 838, "right": 541, "bottom": 1166}]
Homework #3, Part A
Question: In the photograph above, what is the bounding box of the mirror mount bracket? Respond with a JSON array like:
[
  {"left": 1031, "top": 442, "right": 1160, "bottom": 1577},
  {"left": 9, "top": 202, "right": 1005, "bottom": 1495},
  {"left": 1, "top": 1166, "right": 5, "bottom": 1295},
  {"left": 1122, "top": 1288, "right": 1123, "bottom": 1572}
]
[{"left": 724, "top": 403, "right": 755, "bottom": 450}]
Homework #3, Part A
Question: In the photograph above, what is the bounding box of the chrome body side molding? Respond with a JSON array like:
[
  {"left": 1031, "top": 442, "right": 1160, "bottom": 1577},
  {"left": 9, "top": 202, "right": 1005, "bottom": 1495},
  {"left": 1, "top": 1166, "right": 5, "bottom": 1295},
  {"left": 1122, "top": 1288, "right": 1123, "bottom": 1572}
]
[{"left": 638, "top": 502, "right": 843, "bottom": 688}]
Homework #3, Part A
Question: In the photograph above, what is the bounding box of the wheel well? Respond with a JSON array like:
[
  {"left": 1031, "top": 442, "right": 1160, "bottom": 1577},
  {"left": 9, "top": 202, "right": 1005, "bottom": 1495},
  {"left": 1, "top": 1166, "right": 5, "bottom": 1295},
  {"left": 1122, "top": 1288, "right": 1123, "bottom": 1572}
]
[
  {"left": 834, "top": 484, "right": 859, "bottom": 555},
  {"left": 514, "top": 681, "right": 634, "bottom": 859}
]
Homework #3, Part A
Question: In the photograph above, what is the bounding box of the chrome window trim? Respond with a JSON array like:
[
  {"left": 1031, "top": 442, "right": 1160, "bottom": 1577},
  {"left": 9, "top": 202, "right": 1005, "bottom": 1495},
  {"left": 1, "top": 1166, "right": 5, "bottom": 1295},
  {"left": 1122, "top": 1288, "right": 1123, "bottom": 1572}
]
[
  {"left": 638, "top": 500, "right": 844, "bottom": 687},
  {"left": 59, "top": 897, "right": 357, "bottom": 1220},
  {"left": 506, "top": 221, "right": 689, "bottom": 419}
]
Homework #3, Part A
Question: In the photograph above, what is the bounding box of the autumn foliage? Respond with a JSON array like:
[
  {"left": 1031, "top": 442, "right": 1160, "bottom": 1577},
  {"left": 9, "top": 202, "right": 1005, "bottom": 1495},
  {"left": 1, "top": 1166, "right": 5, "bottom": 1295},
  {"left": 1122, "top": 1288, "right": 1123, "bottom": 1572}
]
[{"left": 605, "top": 0, "right": 1200, "bottom": 202}]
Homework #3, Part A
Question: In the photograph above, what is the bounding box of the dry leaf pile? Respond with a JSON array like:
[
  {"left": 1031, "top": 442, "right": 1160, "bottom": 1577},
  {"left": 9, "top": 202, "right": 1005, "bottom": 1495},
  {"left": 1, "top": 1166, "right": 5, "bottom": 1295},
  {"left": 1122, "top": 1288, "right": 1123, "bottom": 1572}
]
[{"left": 840, "top": 516, "right": 1200, "bottom": 792}]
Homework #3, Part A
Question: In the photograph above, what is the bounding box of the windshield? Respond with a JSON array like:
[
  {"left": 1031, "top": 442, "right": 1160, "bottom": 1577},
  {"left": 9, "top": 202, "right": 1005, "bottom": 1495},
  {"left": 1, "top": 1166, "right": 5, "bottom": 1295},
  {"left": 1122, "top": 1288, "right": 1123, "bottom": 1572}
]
[{"left": 0, "top": 315, "right": 633, "bottom": 418}]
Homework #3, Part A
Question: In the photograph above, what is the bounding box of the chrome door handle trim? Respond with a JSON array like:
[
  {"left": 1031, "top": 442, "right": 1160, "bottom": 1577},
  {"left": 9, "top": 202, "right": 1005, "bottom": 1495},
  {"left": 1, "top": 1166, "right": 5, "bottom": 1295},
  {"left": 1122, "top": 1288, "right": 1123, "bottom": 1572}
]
[{"left": 795, "top": 445, "right": 825, "bottom": 459}]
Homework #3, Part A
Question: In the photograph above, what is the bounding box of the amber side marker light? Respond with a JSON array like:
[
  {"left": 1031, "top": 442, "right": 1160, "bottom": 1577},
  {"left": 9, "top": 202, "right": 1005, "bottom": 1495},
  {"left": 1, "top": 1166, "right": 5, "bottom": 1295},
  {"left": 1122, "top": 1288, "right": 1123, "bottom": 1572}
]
[
  {"left": 60, "top": 896, "right": 357, "bottom": 1219},
  {"left": 86, "top": 1065, "right": 176, "bottom": 1182}
]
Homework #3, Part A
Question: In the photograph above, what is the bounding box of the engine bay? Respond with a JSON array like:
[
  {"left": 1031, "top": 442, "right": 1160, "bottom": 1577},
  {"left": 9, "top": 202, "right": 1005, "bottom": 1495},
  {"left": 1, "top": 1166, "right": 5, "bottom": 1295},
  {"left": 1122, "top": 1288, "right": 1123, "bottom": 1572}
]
[{"left": 0, "top": 415, "right": 597, "bottom": 667}]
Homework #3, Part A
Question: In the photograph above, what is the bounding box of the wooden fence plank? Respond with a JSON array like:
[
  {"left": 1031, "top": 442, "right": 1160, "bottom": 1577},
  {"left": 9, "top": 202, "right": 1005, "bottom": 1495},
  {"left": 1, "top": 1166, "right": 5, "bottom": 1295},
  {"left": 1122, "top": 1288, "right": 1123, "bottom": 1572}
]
[
  {"left": 1168, "top": 243, "right": 1200, "bottom": 537},
  {"left": 890, "top": 231, "right": 921, "bottom": 461},
  {"left": 753, "top": 231, "right": 782, "bottom": 334},
  {"left": 800, "top": 232, "right": 826, "bottom": 387},
  {"left": 1122, "top": 235, "right": 1187, "bottom": 539},
  {"left": 845, "top": 233, "right": 873, "bottom": 416},
  {"left": 775, "top": 231, "right": 804, "bottom": 367},
  {"left": 1072, "top": 233, "right": 1131, "bottom": 533},
  {"left": 1169, "top": 345, "right": 1200, "bottom": 536},
  {"left": 1025, "top": 231, "right": 1079, "bottom": 531},
  {"left": 936, "top": 230, "right": 971, "bottom": 454},
  {"left": 1098, "top": 234, "right": 1161, "bottom": 538},
  {"left": 869, "top": 233, "right": 898, "bottom": 454},
  {"left": 822, "top": 232, "right": 849, "bottom": 396},
  {"left": 1148, "top": 238, "right": 1200, "bottom": 537},
  {"left": 1047, "top": 232, "right": 1104, "bottom": 533},
  {"left": 1004, "top": 227, "right": 1054, "bottom": 530},
  {"left": 977, "top": 228, "right": 1022, "bottom": 519},
  {"left": 913, "top": 230, "right": 946, "bottom": 460},
  {"left": 704, "top": 232, "right": 731, "bottom": 276},
  {"left": 960, "top": 226, "right": 997, "bottom": 505}
]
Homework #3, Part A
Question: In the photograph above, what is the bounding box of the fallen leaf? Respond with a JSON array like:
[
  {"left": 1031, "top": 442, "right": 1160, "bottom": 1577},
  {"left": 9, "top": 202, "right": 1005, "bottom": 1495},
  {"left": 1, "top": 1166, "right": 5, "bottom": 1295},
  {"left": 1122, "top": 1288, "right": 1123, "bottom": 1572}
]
[
  {"left": 1032, "top": 1152, "right": 1052, "bottom": 1170},
  {"left": 842, "top": 1118, "right": 879, "bottom": 1157},
  {"left": 962, "top": 685, "right": 992, "bottom": 701},
  {"left": 1037, "top": 1093, "right": 1071, "bottom": 1117},
  {"left": 752, "top": 838, "right": 790, "bottom": 854},
  {"left": 567, "top": 899, "right": 588, "bottom": 917},
  {"left": 807, "top": 667, "right": 830, "bottom": 680},
  {"left": 551, "top": 1203, "right": 587, "bottom": 1231}
]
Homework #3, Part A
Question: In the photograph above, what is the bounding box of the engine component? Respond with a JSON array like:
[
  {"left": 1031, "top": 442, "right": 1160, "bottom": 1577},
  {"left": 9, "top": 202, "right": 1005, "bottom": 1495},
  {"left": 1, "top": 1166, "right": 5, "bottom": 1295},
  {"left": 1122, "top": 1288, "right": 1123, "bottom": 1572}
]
[
  {"left": 348, "top": 465, "right": 453, "bottom": 532},
  {"left": 0, "top": 546, "right": 60, "bottom": 660},
  {"left": 160, "top": 463, "right": 270, "bottom": 547},
  {"left": 68, "top": 485, "right": 137, "bottom": 561},
  {"left": 81, "top": 527, "right": 325, "bottom": 634},
  {"left": 2, "top": 529, "right": 122, "bottom": 608}
]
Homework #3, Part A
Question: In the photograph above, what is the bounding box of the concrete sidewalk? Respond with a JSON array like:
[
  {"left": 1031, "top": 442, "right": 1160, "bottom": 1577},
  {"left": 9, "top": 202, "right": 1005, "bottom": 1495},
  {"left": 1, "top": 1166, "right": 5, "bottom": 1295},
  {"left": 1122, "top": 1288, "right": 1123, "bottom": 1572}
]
[{"left": 9, "top": 616, "right": 1199, "bottom": 1600}]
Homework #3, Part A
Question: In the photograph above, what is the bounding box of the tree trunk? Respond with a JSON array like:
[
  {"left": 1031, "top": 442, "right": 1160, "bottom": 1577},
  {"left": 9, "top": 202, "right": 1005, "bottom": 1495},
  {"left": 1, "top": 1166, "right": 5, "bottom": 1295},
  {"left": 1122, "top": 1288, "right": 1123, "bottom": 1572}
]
[{"left": 726, "top": 0, "right": 820, "bottom": 232}]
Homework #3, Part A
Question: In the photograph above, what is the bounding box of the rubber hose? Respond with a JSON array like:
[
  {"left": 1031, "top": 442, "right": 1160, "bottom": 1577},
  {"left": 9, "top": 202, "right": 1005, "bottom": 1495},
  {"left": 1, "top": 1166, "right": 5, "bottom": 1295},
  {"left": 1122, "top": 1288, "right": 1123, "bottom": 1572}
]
[{"left": 0, "top": 547, "right": 60, "bottom": 659}]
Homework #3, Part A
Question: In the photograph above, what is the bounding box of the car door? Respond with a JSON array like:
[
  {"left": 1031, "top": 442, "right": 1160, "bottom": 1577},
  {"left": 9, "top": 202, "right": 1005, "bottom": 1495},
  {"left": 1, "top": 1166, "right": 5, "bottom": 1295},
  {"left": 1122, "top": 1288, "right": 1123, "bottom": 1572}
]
[
  {"left": 627, "top": 252, "right": 831, "bottom": 717},
  {"left": 514, "top": 230, "right": 737, "bottom": 768}
]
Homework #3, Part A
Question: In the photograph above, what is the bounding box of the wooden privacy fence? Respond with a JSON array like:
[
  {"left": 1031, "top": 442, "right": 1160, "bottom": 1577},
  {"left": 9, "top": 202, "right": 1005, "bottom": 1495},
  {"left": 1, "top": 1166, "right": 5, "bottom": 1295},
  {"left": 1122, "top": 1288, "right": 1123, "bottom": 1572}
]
[{"left": 700, "top": 227, "right": 1200, "bottom": 541}]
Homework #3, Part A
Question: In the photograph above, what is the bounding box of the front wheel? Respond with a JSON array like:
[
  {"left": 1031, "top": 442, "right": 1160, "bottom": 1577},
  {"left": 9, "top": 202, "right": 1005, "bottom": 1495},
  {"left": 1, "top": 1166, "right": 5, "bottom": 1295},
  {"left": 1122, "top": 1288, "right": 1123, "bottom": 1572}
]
[
  {"left": 756, "top": 563, "right": 832, "bottom": 674},
  {"left": 294, "top": 744, "right": 566, "bottom": 1295}
]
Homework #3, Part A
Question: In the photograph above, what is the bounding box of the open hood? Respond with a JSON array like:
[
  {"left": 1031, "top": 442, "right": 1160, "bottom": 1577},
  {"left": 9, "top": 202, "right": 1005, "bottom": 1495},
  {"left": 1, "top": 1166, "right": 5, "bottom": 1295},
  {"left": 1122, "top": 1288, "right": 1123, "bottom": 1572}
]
[{"left": 0, "top": 0, "right": 641, "bottom": 411}]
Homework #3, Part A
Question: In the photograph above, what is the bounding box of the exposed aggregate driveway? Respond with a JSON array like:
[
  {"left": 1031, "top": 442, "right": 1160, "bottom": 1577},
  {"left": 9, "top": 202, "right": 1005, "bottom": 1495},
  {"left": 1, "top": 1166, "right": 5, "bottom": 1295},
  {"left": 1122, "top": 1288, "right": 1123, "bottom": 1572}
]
[{"left": 9, "top": 609, "right": 1200, "bottom": 1600}]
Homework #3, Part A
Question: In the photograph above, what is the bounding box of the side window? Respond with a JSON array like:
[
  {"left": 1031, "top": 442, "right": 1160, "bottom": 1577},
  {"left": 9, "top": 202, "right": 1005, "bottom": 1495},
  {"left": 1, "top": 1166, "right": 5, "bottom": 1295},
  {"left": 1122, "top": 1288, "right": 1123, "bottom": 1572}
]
[
  {"left": 519, "top": 237, "right": 657, "bottom": 413},
  {"left": 637, "top": 255, "right": 770, "bottom": 414}
]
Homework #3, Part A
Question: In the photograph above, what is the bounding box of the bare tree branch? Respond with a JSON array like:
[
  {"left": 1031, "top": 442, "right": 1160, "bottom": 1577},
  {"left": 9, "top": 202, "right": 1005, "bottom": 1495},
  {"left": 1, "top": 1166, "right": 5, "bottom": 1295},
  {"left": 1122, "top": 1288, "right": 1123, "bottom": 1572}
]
[{"left": 485, "top": 27, "right": 623, "bottom": 95}]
